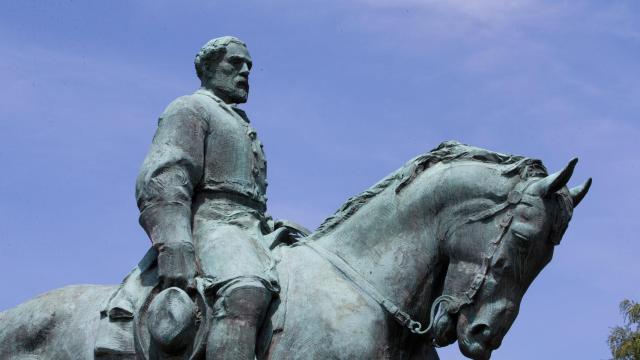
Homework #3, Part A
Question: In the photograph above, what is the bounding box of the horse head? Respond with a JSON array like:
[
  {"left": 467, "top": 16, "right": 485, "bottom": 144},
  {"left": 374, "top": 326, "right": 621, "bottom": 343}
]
[{"left": 431, "top": 159, "right": 591, "bottom": 359}]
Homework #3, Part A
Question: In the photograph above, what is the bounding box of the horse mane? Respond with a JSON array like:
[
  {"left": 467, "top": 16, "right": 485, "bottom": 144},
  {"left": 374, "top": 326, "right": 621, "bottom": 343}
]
[{"left": 310, "top": 141, "right": 548, "bottom": 239}]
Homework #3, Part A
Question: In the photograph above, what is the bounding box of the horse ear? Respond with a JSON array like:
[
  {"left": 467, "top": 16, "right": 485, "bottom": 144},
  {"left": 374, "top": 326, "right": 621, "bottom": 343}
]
[
  {"left": 531, "top": 158, "right": 578, "bottom": 197},
  {"left": 569, "top": 178, "right": 592, "bottom": 207}
]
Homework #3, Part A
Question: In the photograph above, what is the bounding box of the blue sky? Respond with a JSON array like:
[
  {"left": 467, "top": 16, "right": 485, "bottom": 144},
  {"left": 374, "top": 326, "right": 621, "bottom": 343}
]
[{"left": 0, "top": 1, "right": 638, "bottom": 359}]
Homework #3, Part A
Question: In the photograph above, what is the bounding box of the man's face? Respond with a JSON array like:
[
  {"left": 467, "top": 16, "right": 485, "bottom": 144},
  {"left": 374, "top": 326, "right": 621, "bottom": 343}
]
[{"left": 207, "top": 42, "right": 252, "bottom": 104}]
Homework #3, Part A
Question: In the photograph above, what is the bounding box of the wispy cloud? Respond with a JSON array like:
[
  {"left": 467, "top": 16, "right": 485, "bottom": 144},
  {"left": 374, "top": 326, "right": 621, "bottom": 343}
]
[
  {"left": 360, "top": 0, "right": 547, "bottom": 22},
  {"left": 352, "top": 0, "right": 566, "bottom": 39}
]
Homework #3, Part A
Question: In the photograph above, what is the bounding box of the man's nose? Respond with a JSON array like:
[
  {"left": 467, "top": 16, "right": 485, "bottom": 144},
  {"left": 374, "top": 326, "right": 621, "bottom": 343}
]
[{"left": 240, "top": 63, "right": 250, "bottom": 75}]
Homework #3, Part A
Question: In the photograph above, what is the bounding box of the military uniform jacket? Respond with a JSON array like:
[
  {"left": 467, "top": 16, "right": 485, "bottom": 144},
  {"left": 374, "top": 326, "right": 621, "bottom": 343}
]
[{"left": 136, "top": 88, "right": 268, "bottom": 246}]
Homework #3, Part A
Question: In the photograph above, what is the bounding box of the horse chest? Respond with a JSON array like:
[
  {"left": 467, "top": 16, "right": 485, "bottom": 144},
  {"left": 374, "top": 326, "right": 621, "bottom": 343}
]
[{"left": 264, "top": 247, "right": 405, "bottom": 359}]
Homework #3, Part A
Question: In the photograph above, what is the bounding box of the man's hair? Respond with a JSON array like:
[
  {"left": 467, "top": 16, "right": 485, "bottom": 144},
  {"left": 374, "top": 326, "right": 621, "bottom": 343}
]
[{"left": 194, "top": 36, "right": 247, "bottom": 81}]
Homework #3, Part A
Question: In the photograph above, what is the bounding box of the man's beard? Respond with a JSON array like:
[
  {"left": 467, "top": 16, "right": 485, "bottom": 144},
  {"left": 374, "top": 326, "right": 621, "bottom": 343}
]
[
  {"left": 214, "top": 84, "right": 248, "bottom": 104},
  {"left": 229, "top": 87, "right": 248, "bottom": 104}
]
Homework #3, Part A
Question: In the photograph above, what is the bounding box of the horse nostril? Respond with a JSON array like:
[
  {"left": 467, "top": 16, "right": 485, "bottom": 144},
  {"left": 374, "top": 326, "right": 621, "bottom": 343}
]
[{"left": 470, "top": 323, "right": 492, "bottom": 341}]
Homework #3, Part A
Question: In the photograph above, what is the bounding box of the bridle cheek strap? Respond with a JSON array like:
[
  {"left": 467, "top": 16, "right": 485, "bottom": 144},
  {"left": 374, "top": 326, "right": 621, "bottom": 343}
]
[{"left": 438, "top": 178, "right": 538, "bottom": 315}]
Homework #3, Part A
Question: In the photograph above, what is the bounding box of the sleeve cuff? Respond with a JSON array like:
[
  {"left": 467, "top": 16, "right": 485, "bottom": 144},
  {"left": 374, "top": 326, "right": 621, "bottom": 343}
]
[{"left": 138, "top": 202, "right": 193, "bottom": 246}]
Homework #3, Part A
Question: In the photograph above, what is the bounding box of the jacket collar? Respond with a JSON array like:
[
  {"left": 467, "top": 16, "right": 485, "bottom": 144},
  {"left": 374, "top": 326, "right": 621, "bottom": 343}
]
[{"left": 195, "top": 88, "right": 250, "bottom": 123}]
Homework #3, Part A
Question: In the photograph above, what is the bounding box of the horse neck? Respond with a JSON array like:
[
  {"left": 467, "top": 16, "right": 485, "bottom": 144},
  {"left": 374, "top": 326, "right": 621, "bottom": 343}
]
[
  {"left": 311, "top": 161, "right": 517, "bottom": 317},
  {"left": 313, "top": 178, "right": 441, "bottom": 317}
]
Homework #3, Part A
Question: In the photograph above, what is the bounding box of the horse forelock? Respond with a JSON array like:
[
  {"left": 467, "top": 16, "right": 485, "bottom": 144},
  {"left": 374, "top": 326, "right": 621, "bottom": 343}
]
[{"left": 311, "top": 141, "right": 549, "bottom": 239}]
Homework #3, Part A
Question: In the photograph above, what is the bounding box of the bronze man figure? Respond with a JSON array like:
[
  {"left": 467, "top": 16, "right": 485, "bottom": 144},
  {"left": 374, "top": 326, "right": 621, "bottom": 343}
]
[{"left": 136, "top": 36, "right": 277, "bottom": 360}]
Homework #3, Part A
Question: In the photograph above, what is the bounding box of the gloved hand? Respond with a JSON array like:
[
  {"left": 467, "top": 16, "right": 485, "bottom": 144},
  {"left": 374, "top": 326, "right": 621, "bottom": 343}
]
[{"left": 155, "top": 241, "right": 197, "bottom": 293}]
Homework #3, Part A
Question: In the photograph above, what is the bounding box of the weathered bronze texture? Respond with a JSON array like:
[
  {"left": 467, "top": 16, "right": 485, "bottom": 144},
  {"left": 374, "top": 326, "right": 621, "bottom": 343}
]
[{"left": 0, "top": 37, "right": 591, "bottom": 360}]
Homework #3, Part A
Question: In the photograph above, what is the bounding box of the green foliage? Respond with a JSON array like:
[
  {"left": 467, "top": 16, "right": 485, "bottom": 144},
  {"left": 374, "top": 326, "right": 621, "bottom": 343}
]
[{"left": 608, "top": 299, "right": 640, "bottom": 359}]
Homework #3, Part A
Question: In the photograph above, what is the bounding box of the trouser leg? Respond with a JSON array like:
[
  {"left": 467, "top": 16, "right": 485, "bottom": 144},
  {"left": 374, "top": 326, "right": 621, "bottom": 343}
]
[{"left": 206, "top": 278, "right": 273, "bottom": 360}]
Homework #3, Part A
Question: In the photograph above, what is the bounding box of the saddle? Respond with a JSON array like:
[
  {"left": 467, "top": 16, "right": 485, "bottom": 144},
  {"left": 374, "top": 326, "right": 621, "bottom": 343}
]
[{"left": 94, "top": 220, "right": 309, "bottom": 360}]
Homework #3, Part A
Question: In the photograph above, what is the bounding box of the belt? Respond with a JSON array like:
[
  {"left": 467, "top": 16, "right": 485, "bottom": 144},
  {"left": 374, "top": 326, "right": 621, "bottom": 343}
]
[{"left": 194, "top": 190, "right": 266, "bottom": 213}]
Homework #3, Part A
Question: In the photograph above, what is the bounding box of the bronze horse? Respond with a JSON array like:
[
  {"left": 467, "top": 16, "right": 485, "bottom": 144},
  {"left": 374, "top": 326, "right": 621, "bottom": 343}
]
[{"left": 0, "top": 142, "right": 591, "bottom": 359}]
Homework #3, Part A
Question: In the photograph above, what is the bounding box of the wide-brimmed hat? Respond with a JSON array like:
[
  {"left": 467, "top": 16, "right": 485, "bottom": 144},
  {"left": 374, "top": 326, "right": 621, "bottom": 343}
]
[{"left": 134, "top": 281, "right": 211, "bottom": 360}]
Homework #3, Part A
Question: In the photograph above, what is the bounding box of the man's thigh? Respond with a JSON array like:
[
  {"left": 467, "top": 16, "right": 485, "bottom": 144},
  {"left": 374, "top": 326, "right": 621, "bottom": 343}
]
[{"left": 192, "top": 219, "right": 276, "bottom": 290}]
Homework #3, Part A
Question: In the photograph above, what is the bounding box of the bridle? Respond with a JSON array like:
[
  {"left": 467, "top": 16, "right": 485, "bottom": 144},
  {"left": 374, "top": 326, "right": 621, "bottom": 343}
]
[
  {"left": 417, "top": 177, "right": 541, "bottom": 339},
  {"left": 302, "top": 177, "right": 540, "bottom": 339}
]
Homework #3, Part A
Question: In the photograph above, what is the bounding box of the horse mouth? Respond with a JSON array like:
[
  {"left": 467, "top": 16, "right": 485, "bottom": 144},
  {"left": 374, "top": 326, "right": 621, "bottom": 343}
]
[
  {"left": 432, "top": 306, "right": 458, "bottom": 347},
  {"left": 457, "top": 338, "right": 493, "bottom": 360}
]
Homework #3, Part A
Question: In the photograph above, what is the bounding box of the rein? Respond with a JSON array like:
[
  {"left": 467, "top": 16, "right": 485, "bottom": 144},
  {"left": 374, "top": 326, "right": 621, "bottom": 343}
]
[
  {"left": 301, "top": 177, "right": 538, "bottom": 339},
  {"left": 303, "top": 241, "right": 428, "bottom": 334}
]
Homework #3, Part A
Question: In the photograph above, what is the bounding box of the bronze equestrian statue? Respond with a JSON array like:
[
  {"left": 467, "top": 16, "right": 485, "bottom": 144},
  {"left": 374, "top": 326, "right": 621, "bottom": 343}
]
[{"left": 0, "top": 37, "right": 591, "bottom": 360}]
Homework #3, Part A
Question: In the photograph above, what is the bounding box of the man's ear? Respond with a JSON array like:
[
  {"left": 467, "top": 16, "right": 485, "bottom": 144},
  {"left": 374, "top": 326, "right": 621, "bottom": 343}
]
[
  {"left": 201, "top": 68, "right": 211, "bottom": 82},
  {"left": 200, "top": 60, "right": 215, "bottom": 82}
]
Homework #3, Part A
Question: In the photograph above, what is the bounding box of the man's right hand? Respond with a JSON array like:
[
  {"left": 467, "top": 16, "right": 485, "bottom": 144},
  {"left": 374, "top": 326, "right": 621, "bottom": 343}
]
[{"left": 156, "top": 241, "right": 197, "bottom": 292}]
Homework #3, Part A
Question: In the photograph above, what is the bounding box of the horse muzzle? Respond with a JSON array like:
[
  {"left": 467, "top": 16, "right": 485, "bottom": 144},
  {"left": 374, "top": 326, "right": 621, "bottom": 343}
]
[{"left": 456, "top": 311, "right": 505, "bottom": 360}]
